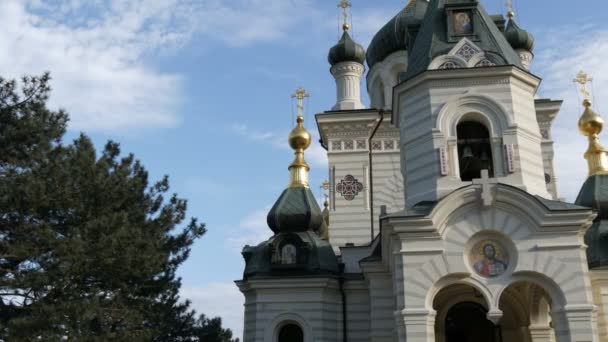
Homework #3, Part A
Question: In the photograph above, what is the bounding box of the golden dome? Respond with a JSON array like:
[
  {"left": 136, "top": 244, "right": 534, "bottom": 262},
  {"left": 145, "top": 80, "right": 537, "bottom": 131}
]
[
  {"left": 288, "top": 116, "right": 312, "bottom": 151},
  {"left": 579, "top": 99, "right": 604, "bottom": 137}
]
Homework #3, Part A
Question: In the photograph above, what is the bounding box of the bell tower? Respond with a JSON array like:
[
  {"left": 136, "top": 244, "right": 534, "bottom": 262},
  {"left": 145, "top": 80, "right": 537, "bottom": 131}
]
[{"left": 393, "top": 0, "right": 552, "bottom": 207}]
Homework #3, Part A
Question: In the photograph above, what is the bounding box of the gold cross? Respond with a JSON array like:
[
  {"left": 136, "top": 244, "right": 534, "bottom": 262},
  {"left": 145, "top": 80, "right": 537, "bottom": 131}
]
[
  {"left": 573, "top": 71, "right": 593, "bottom": 101},
  {"left": 321, "top": 181, "right": 330, "bottom": 190},
  {"left": 338, "top": 0, "right": 351, "bottom": 31},
  {"left": 506, "top": 0, "right": 514, "bottom": 19},
  {"left": 291, "top": 87, "right": 310, "bottom": 117}
]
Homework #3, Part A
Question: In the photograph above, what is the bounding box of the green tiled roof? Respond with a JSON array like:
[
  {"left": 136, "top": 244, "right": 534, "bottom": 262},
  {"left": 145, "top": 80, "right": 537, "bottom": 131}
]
[
  {"left": 402, "top": 0, "right": 524, "bottom": 82},
  {"left": 576, "top": 175, "right": 608, "bottom": 269},
  {"left": 328, "top": 31, "right": 366, "bottom": 66}
]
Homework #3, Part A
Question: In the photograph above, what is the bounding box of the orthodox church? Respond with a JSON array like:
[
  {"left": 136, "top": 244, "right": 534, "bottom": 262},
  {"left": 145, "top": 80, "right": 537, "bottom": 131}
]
[{"left": 236, "top": 0, "right": 608, "bottom": 341}]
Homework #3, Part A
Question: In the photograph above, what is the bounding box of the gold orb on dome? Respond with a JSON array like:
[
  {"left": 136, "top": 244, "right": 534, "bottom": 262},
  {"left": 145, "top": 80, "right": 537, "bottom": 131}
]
[
  {"left": 288, "top": 117, "right": 312, "bottom": 151},
  {"left": 579, "top": 100, "right": 604, "bottom": 137}
]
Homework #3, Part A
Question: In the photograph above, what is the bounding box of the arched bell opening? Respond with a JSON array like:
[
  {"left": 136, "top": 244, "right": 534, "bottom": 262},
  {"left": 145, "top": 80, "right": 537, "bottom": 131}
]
[
  {"left": 433, "top": 284, "right": 501, "bottom": 342},
  {"left": 277, "top": 322, "right": 304, "bottom": 342},
  {"left": 457, "top": 121, "right": 494, "bottom": 181}
]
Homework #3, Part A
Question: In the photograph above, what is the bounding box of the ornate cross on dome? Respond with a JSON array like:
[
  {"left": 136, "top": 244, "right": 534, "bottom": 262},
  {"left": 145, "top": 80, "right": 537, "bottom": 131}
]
[
  {"left": 338, "top": 0, "right": 352, "bottom": 31},
  {"left": 506, "top": 0, "right": 515, "bottom": 19},
  {"left": 291, "top": 87, "right": 310, "bottom": 118},
  {"left": 574, "top": 71, "right": 593, "bottom": 101}
]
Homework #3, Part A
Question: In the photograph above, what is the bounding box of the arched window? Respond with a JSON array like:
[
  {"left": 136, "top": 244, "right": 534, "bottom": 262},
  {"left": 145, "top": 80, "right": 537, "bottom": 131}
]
[
  {"left": 278, "top": 323, "right": 303, "bottom": 342},
  {"left": 457, "top": 121, "right": 494, "bottom": 181}
]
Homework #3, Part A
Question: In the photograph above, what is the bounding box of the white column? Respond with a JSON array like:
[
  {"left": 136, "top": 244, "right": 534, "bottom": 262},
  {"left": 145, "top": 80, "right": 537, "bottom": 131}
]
[
  {"left": 330, "top": 61, "right": 365, "bottom": 111},
  {"left": 529, "top": 324, "right": 555, "bottom": 342},
  {"left": 399, "top": 308, "right": 436, "bottom": 342}
]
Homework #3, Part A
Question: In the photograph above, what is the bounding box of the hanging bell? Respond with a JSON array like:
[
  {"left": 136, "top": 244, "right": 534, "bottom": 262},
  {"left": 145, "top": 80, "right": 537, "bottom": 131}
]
[
  {"left": 462, "top": 145, "right": 474, "bottom": 159},
  {"left": 480, "top": 150, "right": 489, "bottom": 162}
]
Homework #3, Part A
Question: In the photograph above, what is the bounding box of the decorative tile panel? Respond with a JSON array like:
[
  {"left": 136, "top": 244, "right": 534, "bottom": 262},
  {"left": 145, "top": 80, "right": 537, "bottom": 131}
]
[
  {"left": 356, "top": 140, "right": 366, "bottom": 150},
  {"left": 344, "top": 141, "right": 354, "bottom": 150},
  {"left": 384, "top": 140, "right": 395, "bottom": 150},
  {"left": 335, "top": 175, "right": 364, "bottom": 201},
  {"left": 331, "top": 141, "right": 342, "bottom": 151},
  {"left": 372, "top": 141, "right": 382, "bottom": 151}
]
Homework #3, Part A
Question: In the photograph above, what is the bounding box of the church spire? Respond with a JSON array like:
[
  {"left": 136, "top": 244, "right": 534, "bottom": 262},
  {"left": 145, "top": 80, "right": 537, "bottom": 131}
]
[
  {"left": 575, "top": 71, "right": 608, "bottom": 176},
  {"left": 288, "top": 87, "right": 312, "bottom": 188}
]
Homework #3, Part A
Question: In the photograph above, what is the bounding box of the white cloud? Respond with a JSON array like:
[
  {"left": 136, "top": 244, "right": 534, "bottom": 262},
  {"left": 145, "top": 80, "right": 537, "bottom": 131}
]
[
  {"left": 181, "top": 282, "right": 245, "bottom": 340},
  {"left": 196, "top": 0, "right": 317, "bottom": 47},
  {"left": 534, "top": 26, "right": 608, "bottom": 201},
  {"left": 227, "top": 207, "right": 273, "bottom": 251}
]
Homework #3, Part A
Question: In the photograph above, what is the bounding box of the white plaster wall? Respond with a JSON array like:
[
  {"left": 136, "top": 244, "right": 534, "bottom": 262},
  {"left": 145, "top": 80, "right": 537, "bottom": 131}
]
[
  {"left": 367, "top": 50, "right": 408, "bottom": 110},
  {"left": 239, "top": 279, "right": 342, "bottom": 342}
]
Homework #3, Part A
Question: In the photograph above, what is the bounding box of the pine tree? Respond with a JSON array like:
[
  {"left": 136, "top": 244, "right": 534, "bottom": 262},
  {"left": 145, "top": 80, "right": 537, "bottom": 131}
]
[{"left": 0, "top": 74, "right": 236, "bottom": 341}]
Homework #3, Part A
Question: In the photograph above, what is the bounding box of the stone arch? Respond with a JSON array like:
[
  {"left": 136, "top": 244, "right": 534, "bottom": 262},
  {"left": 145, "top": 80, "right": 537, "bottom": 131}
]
[
  {"left": 430, "top": 184, "right": 552, "bottom": 239},
  {"left": 501, "top": 271, "right": 567, "bottom": 311},
  {"left": 366, "top": 50, "right": 408, "bottom": 109},
  {"left": 426, "top": 274, "right": 494, "bottom": 313},
  {"left": 428, "top": 55, "right": 468, "bottom": 70},
  {"left": 436, "top": 94, "right": 513, "bottom": 138},
  {"left": 265, "top": 313, "right": 313, "bottom": 342}
]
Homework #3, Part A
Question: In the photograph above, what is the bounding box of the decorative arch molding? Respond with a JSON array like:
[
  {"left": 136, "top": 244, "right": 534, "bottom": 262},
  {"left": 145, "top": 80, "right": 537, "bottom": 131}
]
[
  {"left": 428, "top": 55, "right": 468, "bottom": 70},
  {"left": 435, "top": 93, "right": 514, "bottom": 138},
  {"left": 428, "top": 185, "right": 556, "bottom": 237},
  {"left": 426, "top": 274, "right": 494, "bottom": 313},
  {"left": 428, "top": 38, "right": 496, "bottom": 70},
  {"left": 265, "top": 312, "right": 313, "bottom": 342},
  {"left": 498, "top": 272, "right": 568, "bottom": 312},
  {"left": 366, "top": 50, "right": 408, "bottom": 109}
]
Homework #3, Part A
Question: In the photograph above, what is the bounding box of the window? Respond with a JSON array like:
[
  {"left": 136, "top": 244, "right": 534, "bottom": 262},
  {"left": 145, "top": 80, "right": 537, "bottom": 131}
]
[
  {"left": 457, "top": 121, "right": 493, "bottom": 181},
  {"left": 278, "top": 324, "right": 303, "bottom": 342}
]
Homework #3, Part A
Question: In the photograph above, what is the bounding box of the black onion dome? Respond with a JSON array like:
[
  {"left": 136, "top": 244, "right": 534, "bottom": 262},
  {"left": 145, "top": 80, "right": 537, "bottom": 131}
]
[
  {"left": 575, "top": 175, "right": 608, "bottom": 269},
  {"left": 267, "top": 187, "right": 323, "bottom": 234},
  {"left": 504, "top": 19, "right": 534, "bottom": 51},
  {"left": 328, "top": 31, "right": 366, "bottom": 66},
  {"left": 366, "top": 0, "right": 428, "bottom": 69}
]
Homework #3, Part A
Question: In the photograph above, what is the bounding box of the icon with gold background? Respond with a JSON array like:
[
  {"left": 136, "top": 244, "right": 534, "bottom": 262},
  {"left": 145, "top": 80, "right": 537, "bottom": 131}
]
[{"left": 470, "top": 240, "right": 509, "bottom": 278}]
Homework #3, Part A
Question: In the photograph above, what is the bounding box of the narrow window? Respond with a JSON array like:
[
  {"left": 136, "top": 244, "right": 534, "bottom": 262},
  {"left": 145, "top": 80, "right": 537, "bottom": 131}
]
[
  {"left": 457, "top": 121, "right": 494, "bottom": 181},
  {"left": 278, "top": 324, "right": 303, "bottom": 342}
]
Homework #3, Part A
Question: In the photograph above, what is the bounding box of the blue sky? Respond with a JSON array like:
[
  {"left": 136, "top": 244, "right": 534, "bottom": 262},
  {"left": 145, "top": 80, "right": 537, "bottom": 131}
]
[{"left": 2, "top": 0, "right": 608, "bottom": 338}]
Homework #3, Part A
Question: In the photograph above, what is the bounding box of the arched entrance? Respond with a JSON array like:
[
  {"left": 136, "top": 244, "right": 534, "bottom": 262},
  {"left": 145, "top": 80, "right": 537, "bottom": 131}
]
[
  {"left": 499, "top": 282, "right": 557, "bottom": 342},
  {"left": 434, "top": 284, "right": 500, "bottom": 342},
  {"left": 277, "top": 323, "right": 303, "bottom": 342},
  {"left": 445, "top": 302, "right": 501, "bottom": 342}
]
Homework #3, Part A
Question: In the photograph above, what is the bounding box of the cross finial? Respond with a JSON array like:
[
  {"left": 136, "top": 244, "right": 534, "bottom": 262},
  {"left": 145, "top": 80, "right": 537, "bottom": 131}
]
[
  {"left": 506, "top": 0, "right": 515, "bottom": 19},
  {"left": 338, "top": 0, "right": 352, "bottom": 31},
  {"left": 472, "top": 170, "right": 498, "bottom": 207},
  {"left": 574, "top": 70, "right": 593, "bottom": 103},
  {"left": 291, "top": 87, "right": 310, "bottom": 118}
]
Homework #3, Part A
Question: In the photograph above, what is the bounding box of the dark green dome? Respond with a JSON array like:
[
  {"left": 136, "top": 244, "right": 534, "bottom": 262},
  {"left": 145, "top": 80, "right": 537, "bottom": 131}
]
[
  {"left": 366, "top": 0, "right": 428, "bottom": 69},
  {"left": 328, "top": 31, "right": 366, "bottom": 66},
  {"left": 241, "top": 231, "right": 340, "bottom": 280},
  {"left": 504, "top": 19, "right": 534, "bottom": 51},
  {"left": 575, "top": 174, "right": 608, "bottom": 269},
  {"left": 267, "top": 187, "right": 323, "bottom": 234}
]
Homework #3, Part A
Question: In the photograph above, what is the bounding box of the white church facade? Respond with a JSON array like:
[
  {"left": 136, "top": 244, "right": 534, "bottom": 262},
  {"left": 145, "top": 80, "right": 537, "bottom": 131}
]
[{"left": 237, "top": 1, "right": 608, "bottom": 341}]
